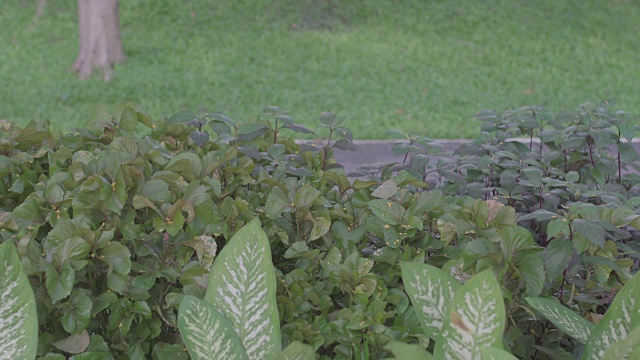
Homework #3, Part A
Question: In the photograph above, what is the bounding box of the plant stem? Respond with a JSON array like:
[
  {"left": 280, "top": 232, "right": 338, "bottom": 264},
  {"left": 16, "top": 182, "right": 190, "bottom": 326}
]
[
  {"left": 618, "top": 151, "right": 622, "bottom": 184},
  {"left": 274, "top": 118, "right": 278, "bottom": 144},
  {"left": 322, "top": 127, "right": 334, "bottom": 171}
]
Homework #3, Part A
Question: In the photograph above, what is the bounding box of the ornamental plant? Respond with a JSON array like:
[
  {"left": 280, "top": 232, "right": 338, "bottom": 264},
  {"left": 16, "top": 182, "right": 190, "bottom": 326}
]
[
  {"left": 178, "top": 218, "right": 315, "bottom": 360},
  {"left": 0, "top": 100, "right": 639, "bottom": 359}
]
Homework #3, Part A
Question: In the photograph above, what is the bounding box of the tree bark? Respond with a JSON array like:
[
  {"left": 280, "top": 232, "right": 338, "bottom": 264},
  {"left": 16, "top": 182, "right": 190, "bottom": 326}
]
[
  {"left": 36, "top": 0, "right": 47, "bottom": 17},
  {"left": 71, "top": 0, "right": 125, "bottom": 81}
]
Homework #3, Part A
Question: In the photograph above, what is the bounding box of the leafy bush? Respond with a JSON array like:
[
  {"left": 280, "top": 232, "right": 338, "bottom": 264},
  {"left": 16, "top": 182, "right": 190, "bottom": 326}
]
[{"left": 0, "top": 100, "right": 639, "bottom": 359}]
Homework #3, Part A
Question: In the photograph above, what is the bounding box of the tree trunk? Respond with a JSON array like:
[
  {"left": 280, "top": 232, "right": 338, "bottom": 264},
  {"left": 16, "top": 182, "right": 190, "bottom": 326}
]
[
  {"left": 36, "top": 0, "right": 47, "bottom": 17},
  {"left": 71, "top": 0, "right": 125, "bottom": 81}
]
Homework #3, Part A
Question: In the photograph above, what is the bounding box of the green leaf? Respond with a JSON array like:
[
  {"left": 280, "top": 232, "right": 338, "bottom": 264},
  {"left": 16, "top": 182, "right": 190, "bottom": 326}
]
[
  {"left": 522, "top": 168, "right": 543, "bottom": 187},
  {"left": 100, "top": 242, "right": 131, "bottom": 275},
  {"left": 44, "top": 182, "right": 65, "bottom": 205},
  {"left": 178, "top": 295, "right": 249, "bottom": 360},
  {"left": 266, "top": 187, "right": 291, "bottom": 219},
  {"left": 294, "top": 183, "right": 321, "bottom": 208},
  {"left": 204, "top": 218, "right": 281, "bottom": 360},
  {"left": 371, "top": 180, "right": 398, "bottom": 199},
  {"left": 136, "top": 109, "right": 155, "bottom": 129},
  {"left": 151, "top": 342, "right": 189, "bottom": 360},
  {"left": 518, "top": 253, "right": 545, "bottom": 297},
  {"left": 0, "top": 241, "right": 38, "bottom": 360},
  {"left": 44, "top": 261, "right": 75, "bottom": 303},
  {"left": 118, "top": 105, "right": 138, "bottom": 133},
  {"left": 572, "top": 219, "right": 605, "bottom": 248},
  {"left": 407, "top": 190, "right": 442, "bottom": 217},
  {"left": 384, "top": 341, "right": 434, "bottom": 360},
  {"left": 618, "top": 142, "right": 638, "bottom": 163},
  {"left": 369, "top": 199, "right": 405, "bottom": 225},
  {"left": 166, "top": 210, "right": 185, "bottom": 236},
  {"left": 525, "top": 297, "right": 593, "bottom": 344},
  {"left": 61, "top": 289, "right": 92, "bottom": 334},
  {"left": 74, "top": 335, "right": 114, "bottom": 360},
  {"left": 267, "top": 144, "right": 286, "bottom": 159},
  {"left": 237, "top": 123, "right": 269, "bottom": 142},
  {"left": 582, "top": 271, "right": 640, "bottom": 359},
  {"left": 480, "top": 347, "right": 519, "bottom": 360},
  {"left": 166, "top": 153, "right": 203, "bottom": 179},
  {"left": 353, "top": 179, "right": 379, "bottom": 190},
  {"left": 105, "top": 170, "right": 126, "bottom": 215},
  {"left": 39, "top": 354, "right": 65, "bottom": 360},
  {"left": 400, "top": 262, "right": 461, "bottom": 340},
  {"left": 547, "top": 218, "right": 570, "bottom": 239},
  {"left": 275, "top": 341, "right": 317, "bottom": 360},
  {"left": 11, "top": 198, "right": 46, "bottom": 229},
  {"left": 168, "top": 110, "right": 197, "bottom": 124},
  {"left": 52, "top": 330, "right": 90, "bottom": 354},
  {"left": 286, "top": 167, "right": 314, "bottom": 177},
  {"left": 332, "top": 139, "right": 358, "bottom": 151},
  {"left": 113, "top": 137, "right": 141, "bottom": 161},
  {"left": 434, "top": 270, "right": 505, "bottom": 360},
  {"left": 190, "top": 130, "right": 210, "bottom": 147},
  {"left": 283, "top": 123, "right": 315, "bottom": 135},
  {"left": 308, "top": 209, "right": 331, "bottom": 241},
  {"left": 55, "top": 236, "right": 91, "bottom": 267},
  {"left": 544, "top": 239, "right": 575, "bottom": 280},
  {"left": 318, "top": 112, "right": 338, "bottom": 127},
  {"left": 532, "top": 345, "right": 574, "bottom": 360},
  {"left": 140, "top": 179, "right": 171, "bottom": 203},
  {"left": 500, "top": 226, "right": 536, "bottom": 258},
  {"left": 184, "top": 235, "right": 218, "bottom": 271},
  {"left": 13, "top": 120, "right": 52, "bottom": 149},
  {"left": 518, "top": 209, "right": 560, "bottom": 222}
]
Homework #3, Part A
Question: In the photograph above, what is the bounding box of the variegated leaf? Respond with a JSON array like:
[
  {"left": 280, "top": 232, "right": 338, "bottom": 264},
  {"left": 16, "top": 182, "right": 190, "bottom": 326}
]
[
  {"left": 204, "top": 218, "right": 281, "bottom": 360},
  {"left": 400, "top": 262, "right": 461, "bottom": 340},
  {"left": 0, "top": 241, "right": 38, "bottom": 360},
  {"left": 434, "top": 270, "right": 505, "bottom": 360},
  {"left": 480, "top": 347, "right": 519, "bottom": 360},
  {"left": 601, "top": 324, "right": 640, "bottom": 360},
  {"left": 275, "top": 341, "right": 316, "bottom": 360},
  {"left": 582, "top": 271, "right": 640, "bottom": 360},
  {"left": 525, "top": 297, "right": 593, "bottom": 344},
  {"left": 178, "top": 295, "right": 249, "bottom": 360}
]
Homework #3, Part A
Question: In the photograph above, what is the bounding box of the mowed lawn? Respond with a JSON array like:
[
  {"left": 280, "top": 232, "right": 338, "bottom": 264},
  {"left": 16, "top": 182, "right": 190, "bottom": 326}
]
[{"left": 1, "top": 0, "right": 639, "bottom": 139}]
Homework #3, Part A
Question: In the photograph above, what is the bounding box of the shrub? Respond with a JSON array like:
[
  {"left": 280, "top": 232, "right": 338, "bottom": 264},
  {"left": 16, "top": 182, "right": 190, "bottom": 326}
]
[{"left": 0, "top": 101, "right": 639, "bottom": 359}]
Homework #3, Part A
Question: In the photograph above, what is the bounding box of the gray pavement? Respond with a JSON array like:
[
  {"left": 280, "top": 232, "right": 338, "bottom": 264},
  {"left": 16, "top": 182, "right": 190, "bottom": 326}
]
[
  {"left": 332, "top": 139, "right": 469, "bottom": 175},
  {"left": 330, "top": 139, "right": 640, "bottom": 176}
]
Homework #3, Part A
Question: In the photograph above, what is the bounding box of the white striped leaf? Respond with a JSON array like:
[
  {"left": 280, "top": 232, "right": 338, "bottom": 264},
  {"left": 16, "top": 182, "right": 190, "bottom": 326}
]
[
  {"left": 525, "top": 297, "right": 593, "bottom": 344},
  {"left": 275, "top": 341, "right": 316, "bottom": 360},
  {"left": 582, "top": 271, "right": 640, "bottom": 360},
  {"left": 434, "top": 270, "right": 505, "bottom": 360},
  {"left": 0, "top": 241, "right": 38, "bottom": 360},
  {"left": 178, "top": 295, "right": 249, "bottom": 360},
  {"left": 204, "top": 218, "right": 281, "bottom": 360},
  {"left": 601, "top": 324, "right": 640, "bottom": 360},
  {"left": 400, "top": 261, "right": 461, "bottom": 340},
  {"left": 480, "top": 347, "right": 519, "bottom": 360}
]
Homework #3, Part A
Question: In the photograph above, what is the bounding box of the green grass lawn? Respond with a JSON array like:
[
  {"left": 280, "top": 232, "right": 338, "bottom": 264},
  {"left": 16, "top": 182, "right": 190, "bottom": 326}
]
[{"left": 2, "top": 0, "right": 639, "bottom": 139}]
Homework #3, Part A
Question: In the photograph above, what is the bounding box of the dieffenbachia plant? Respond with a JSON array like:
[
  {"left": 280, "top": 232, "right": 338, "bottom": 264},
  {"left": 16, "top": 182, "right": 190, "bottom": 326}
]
[
  {"left": 526, "top": 269, "right": 640, "bottom": 360},
  {"left": 386, "top": 263, "right": 514, "bottom": 360},
  {"left": 178, "top": 218, "right": 316, "bottom": 359},
  {"left": 0, "top": 241, "right": 38, "bottom": 360}
]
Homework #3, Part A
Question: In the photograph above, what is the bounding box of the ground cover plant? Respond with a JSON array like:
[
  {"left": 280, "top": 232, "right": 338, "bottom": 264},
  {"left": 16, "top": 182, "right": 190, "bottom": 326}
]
[
  {"left": 1, "top": 100, "right": 640, "bottom": 359},
  {"left": 3, "top": 0, "right": 640, "bottom": 138}
]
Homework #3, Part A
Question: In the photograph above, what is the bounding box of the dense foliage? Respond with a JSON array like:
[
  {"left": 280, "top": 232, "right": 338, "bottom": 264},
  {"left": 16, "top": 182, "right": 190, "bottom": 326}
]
[{"left": 0, "top": 101, "right": 639, "bottom": 359}]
